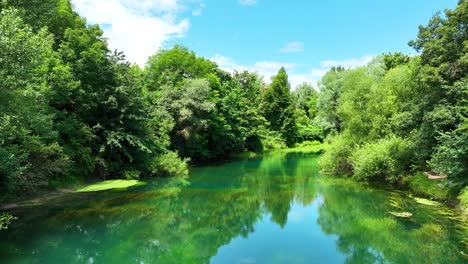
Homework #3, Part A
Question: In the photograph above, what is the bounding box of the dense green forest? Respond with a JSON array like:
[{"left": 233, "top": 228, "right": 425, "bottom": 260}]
[
  {"left": 0, "top": 0, "right": 466, "bottom": 215},
  {"left": 0, "top": 0, "right": 320, "bottom": 201},
  {"left": 318, "top": 1, "right": 467, "bottom": 212}
]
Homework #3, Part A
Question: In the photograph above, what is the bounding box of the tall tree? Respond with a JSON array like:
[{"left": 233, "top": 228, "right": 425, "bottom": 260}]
[
  {"left": 0, "top": 9, "right": 67, "bottom": 197},
  {"left": 261, "top": 68, "right": 297, "bottom": 146}
]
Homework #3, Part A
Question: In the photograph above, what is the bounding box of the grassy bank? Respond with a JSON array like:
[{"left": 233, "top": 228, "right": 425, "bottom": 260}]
[
  {"left": 403, "top": 173, "right": 468, "bottom": 217},
  {"left": 233, "top": 141, "right": 326, "bottom": 160}
]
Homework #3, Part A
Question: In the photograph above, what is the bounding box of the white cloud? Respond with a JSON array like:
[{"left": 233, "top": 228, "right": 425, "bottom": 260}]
[
  {"left": 211, "top": 55, "right": 297, "bottom": 84},
  {"left": 239, "top": 0, "right": 257, "bottom": 6},
  {"left": 303, "top": 55, "right": 374, "bottom": 88},
  {"left": 72, "top": 0, "right": 196, "bottom": 66},
  {"left": 192, "top": 3, "right": 206, "bottom": 16},
  {"left": 320, "top": 55, "right": 374, "bottom": 69},
  {"left": 280, "top": 41, "right": 304, "bottom": 53},
  {"left": 211, "top": 54, "right": 375, "bottom": 89}
]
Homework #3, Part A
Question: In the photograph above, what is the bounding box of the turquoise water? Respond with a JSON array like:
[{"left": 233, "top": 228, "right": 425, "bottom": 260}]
[{"left": 1, "top": 152, "right": 467, "bottom": 263}]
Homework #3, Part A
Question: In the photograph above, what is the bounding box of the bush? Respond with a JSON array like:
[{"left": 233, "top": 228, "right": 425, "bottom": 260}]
[
  {"left": 149, "top": 151, "right": 189, "bottom": 178},
  {"left": 350, "top": 137, "right": 412, "bottom": 181},
  {"left": 123, "top": 169, "right": 141, "bottom": 180},
  {"left": 296, "top": 124, "right": 324, "bottom": 142},
  {"left": 295, "top": 140, "right": 322, "bottom": 148},
  {"left": 319, "top": 134, "right": 355, "bottom": 175},
  {"left": 458, "top": 187, "right": 468, "bottom": 217},
  {"left": 259, "top": 130, "right": 287, "bottom": 150},
  {"left": 428, "top": 131, "right": 468, "bottom": 181},
  {"left": 405, "top": 172, "right": 452, "bottom": 199}
]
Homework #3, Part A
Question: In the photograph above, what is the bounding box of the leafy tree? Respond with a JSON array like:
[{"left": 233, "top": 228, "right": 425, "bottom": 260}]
[
  {"left": 145, "top": 45, "right": 217, "bottom": 89},
  {"left": 383, "top": 52, "right": 410, "bottom": 71},
  {"left": 292, "top": 83, "right": 319, "bottom": 118},
  {"left": 0, "top": 0, "right": 80, "bottom": 46},
  {"left": 157, "top": 79, "right": 215, "bottom": 160},
  {"left": 316, "top": 66, "right": 347, "bottom": 136},
  {"left": 0, "top": 9, "right": 67, "bottom": 197},
  {"left": 261, "top": 67, "right": 297, "bottom": 146}
]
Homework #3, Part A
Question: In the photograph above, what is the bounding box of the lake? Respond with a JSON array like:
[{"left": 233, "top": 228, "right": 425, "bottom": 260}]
[{"left": 1, "top": 152, "right": 466, "bottom": 263}]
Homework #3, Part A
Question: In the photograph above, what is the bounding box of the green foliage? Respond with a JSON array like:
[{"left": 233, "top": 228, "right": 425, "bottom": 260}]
[
  {"left": 316, "top": 66, "right": 347, "bottom": 136},
  {"left": 158, "top": 78, "right": 215, "bottom": 160},
  {"left": 383, "top": 52, "right": 410, "bottom": 70},
  {"left": 145, "top": 45, "right": 216, "bottom": 89},
  {"left": 405, "top": 173, "right": 453, "bottom": 200},
  {"left": 0, "top": 8, "right": 68, "bottom": 198},
  {"left": 0, "top": 213, "right": 17, "bottom": 230},
  {"left": 292, "top": 82, "right": 318, "bottom": 118},
  {"left": 296, "top": 123, "right": 324, "bottom": 142},
  {"left": 261, "top": 68, "right": 297, "bottom": 146},
  {"left": 350, "top": 137, "right": 412, "bottom": 182},
  {"left": 319, "top": 0, "right": 467, "bottom": 202},
  {"left": 148, "top": 151, "right": 189, "bottom": 179},
  {"left": 429, "top": 130, "right": 468, "bottom": 181},
  {"left": 458, "top": 187, "right": 468, "bottom": 217},
  {"left": 319, "top": 134, "right": 354, "bottom": 175},
  {"left": 1, "top": 0, "right": 465, "bottom": 206},
  {"left": 259, "top": 130, "right": 287, "bottom": 150}
]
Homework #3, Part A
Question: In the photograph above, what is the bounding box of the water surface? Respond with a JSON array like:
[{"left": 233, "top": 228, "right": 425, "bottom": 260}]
[{"left": 1, "top": 152, "right": 467, "bottom": 263}]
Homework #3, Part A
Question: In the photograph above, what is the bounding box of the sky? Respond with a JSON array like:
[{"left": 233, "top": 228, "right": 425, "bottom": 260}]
[{"left": 72, "top": 0, "right": 459, "bottom": 88}]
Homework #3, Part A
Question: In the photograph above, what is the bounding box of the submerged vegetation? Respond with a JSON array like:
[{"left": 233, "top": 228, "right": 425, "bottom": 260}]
[{"left": 1, "top": 153, "right": 466, "bottom": 263}]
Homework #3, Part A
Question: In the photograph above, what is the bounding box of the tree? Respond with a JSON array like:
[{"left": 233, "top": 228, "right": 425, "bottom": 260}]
[
  {"left": 316, "top": 66, "right": 347, "bottom": 136},
  {"left": 157, "top": 79, "right": 215, "bottom": 160},
  {"left": 261, "top": 68, "right": 297, "bottom": 146},
  {"left": 0, "top": 9, "right": 67, "bottom": 197},
  {"left": 293, "top": 82, "right": 318, "bottom": 118},
  {"left": 145, "top": 45, "right": 217, "bottom": 90}
]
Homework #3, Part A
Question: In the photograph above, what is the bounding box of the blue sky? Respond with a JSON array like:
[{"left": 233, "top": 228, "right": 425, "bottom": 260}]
[{"left": 73, "top": 0, "right": 458, "bottom": 87}]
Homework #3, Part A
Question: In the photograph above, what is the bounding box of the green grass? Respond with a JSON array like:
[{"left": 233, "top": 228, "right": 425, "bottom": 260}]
[
  {"left": 404, "top": 172, "right": 453, "bottom": 200},
  {"left": 75, "top": 180, "right": 146, "bottom": 192},
  {"left": 270, "top": 141, "right": 326, "bottom": 154},
  {"left": 232, "top": 143, "right": 326, "bottom": 160},
  {"left": 403, "top": 172, "right": 460, "bottom": 200},
  {"left": 458, "top": 187, "right": 468, "bottom": 217}
]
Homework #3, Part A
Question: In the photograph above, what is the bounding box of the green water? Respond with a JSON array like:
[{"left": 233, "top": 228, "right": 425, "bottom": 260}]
[{"left": 1, "top": 152, "right": 467, "bottom": 263}]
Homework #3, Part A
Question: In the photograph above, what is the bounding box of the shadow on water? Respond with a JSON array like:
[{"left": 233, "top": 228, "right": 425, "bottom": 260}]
[{"left": 1, "top": 152, "right": 466, "bottom": 263}]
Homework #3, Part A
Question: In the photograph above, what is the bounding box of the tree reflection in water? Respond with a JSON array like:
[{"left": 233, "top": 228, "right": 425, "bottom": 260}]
[{"left": 1, "top": 152, "right": 466, "bottom": 264}]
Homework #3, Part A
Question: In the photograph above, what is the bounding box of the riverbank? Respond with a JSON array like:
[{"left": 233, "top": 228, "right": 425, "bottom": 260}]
[
  {"left": 1, "top": 151, "right": 466, "bottom": 263},
  {"left": 0, "top": 144, "right": 325, "bottom": 209},
  {"left": 1, "top": 143, "right": 465, "bottom": 218}
]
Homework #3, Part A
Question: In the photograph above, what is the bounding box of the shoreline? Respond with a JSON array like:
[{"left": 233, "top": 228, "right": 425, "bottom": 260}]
[{"left": 1, "top": 145, "right": 465, "bottom": 219}]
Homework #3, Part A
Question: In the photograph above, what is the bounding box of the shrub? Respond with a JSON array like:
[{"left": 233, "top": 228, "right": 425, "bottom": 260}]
[
  {"left": 428, "top": 131, "right": 467, "bottom": 181},
  {"left": 123, "top": 169, "right": 141, "bottom": 180},
  {"left": 458, "top": 187, "right": 468, "bottom": 217},
  {"left": 405, "top": 172, "right": 452, "bottom": 199},
  {"left": 296, "top": 124, "right": 324, "bottom": 142},
  {"left": 350, "top": 137, "right": 412, "bottom": 181},
  {"left": 259, "top": 130, "right": 287, "bottom": 150},
  {"left": 149, "top": 151, "right": 189, "bottom": 178},
  {"left": 319, "top": 134, "right": 355, "bottom": 175},
  {"left": 295, "top": 140, "right": 321, "bottom": 148}
]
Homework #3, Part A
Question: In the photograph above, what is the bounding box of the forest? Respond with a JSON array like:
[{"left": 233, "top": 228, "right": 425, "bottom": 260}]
[{"left": 0, "top": 0, "right": 466, "bottom": 217}]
